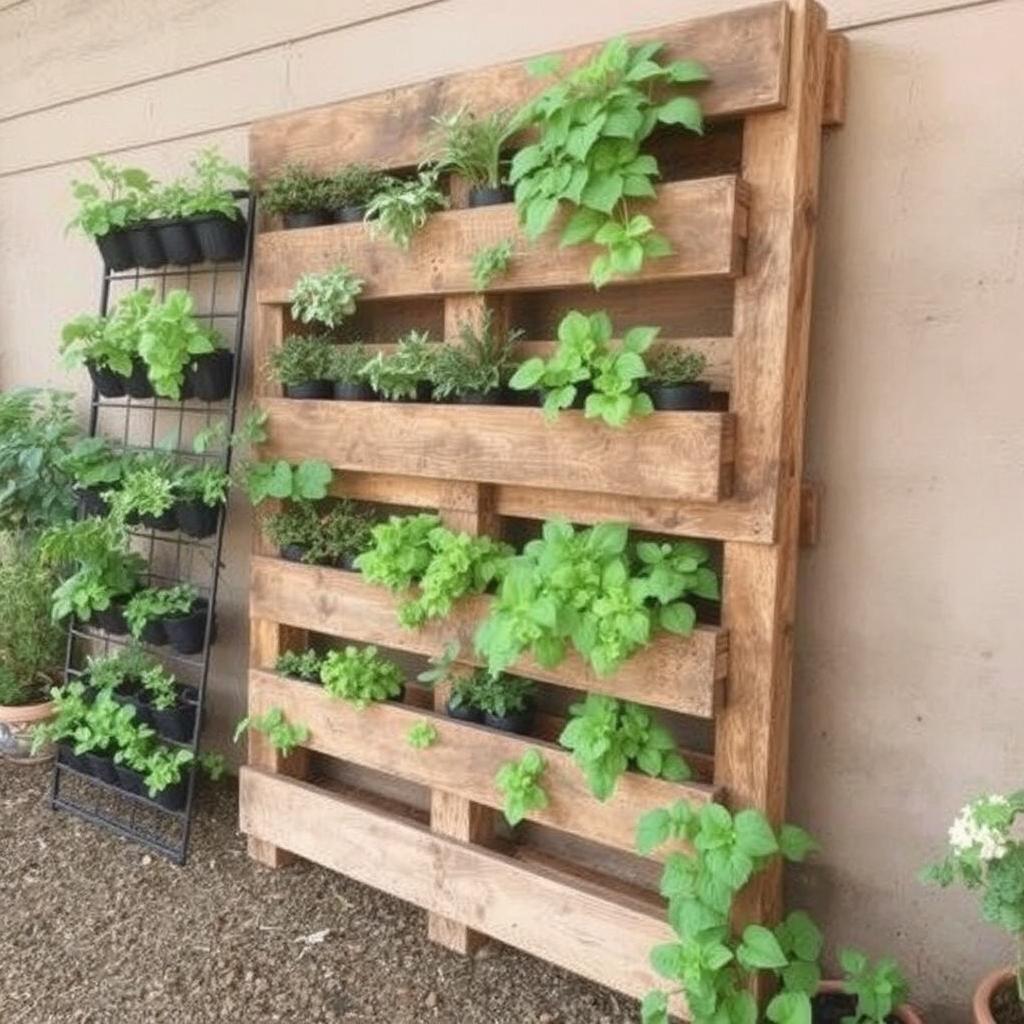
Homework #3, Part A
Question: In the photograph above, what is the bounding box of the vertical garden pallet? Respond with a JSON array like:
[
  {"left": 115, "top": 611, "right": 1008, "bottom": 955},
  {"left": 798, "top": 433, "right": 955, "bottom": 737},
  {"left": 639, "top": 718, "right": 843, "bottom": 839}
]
[{"left": 241, "top": 1, "right": 843, "bottom": 1006}]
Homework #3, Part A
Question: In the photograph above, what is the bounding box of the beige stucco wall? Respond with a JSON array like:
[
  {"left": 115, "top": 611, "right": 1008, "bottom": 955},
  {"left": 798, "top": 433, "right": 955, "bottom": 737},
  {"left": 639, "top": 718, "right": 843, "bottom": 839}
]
[{"left": 2, "top": 1, "right": 1022, "bottom": 1019}]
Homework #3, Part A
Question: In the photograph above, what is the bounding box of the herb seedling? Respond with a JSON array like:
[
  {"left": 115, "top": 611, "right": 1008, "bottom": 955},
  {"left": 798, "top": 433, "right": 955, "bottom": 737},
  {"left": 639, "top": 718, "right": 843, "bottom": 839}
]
[{"left": 495, "top": 748, "right": 548, "bottom": 826}]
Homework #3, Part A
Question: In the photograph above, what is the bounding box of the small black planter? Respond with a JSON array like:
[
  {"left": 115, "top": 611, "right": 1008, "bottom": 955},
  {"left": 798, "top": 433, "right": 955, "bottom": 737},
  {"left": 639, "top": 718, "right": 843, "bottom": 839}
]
[
  {"left": 279, "top": 544, "right": 309, "bottom": 564},
  {"left": 175, "top": 499, "right": 219, "bottom": 539},
  {"left": 284, "top": 379, "right": 334, "bottom": 400},
  {"left": 57, "top": 741, "right": 88, "bottom": 774},
  {"left": 152, "top": 701, "right": 197, "bottom": 743},
  {"left": 568, "top": 386, "right": 590, "bottom": 410},
  {"left": 453, "top": 389, "right": 503, "bottom": 405},
  {"left": 184, "top": 349, "right": 234, "bottom": 402},
  {"left": 484, "top": 708, "right": 534, "bottom": 735},
  {"left": 152, "top": 776, "right": 189, "bottom": 812},
  {"left": 645, "top": 381, "right": 711, "bottom": 412},
  {"left": 162, "top": 598, "right": 213, "bottom": 655},
  {"left": 140, "top": 618, "right": 168, "bottom": 647},
  {"left": 124, "top": 358, "right": 155, "bottom": 400},
  {"left": 139, "top": 507, "right": 178, "bottom": 532},
  {"left": 333, "top": 380, "right": 374, "bottom": 401},
  {"left": 114, "top": 762, "right": 147, "bottom": 797},
  {"left": 336, "top": 552, "right": 361, "bottom": 572},
  {"left": 92, "top": 596, "right": 132, "bottom": 636},
  {"left": 506, "top": 387, "right": 543, "bottom": 408},
  {"left": 153, "top": 217, "right": 202, "bottom": 266},
  {"left": 75, "top": 485, "right": 110, "bottom": 518},
  {"left": 332, "top": 204, "right": 366, "bottom": 223},
  {"left": 84, "top": 750, "right": 119, "bottom": 785},
  {"left": 468, "top": 185, "right": 513, "bottom": 208},
  {"left": 95, "top": 230, "right": 135, "bottom": 271},
  {"left": 282, "top": 210, "right": 332, "bottom": 230},
  {"left": 446, "top": 700, "right": 484, "bottom": 725},
  {"left": 124, "top": 222, "right": 166, "bottom": 269},
  {"left": 190, "top": 212, "right": 246, "bottom": 262},
  {"left": 86, "top": 360, "right": 128, "bottom": 398}
]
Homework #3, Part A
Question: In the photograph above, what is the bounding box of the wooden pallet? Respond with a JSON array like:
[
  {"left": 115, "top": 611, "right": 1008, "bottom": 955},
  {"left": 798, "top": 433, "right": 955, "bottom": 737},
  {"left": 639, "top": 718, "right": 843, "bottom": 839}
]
[{"left": 242, "top": 0, "right": 844, "bottom": 1008}]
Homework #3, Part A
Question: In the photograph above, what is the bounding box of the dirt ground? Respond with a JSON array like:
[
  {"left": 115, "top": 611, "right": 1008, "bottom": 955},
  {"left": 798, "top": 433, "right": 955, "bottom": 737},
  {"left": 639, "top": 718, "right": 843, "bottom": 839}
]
[{"left": 0, "top": 761, "right": 642, "bottom": 1024}]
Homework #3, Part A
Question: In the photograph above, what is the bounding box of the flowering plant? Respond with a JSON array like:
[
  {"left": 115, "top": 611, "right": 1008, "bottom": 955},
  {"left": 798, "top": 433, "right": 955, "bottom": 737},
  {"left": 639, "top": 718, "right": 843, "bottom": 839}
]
[{"left": 924, "top": 792, "right": 1024, "bottom": 1004}]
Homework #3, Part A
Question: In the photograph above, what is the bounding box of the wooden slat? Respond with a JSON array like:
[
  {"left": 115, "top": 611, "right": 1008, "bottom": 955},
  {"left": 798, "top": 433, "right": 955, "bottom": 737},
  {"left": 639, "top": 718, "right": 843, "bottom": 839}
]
[
  {"left": 249, "top": 557, "right": 726, "bottom": 719},
  {"left": 239, "top": 767, "right": 677, "bottom": 1004},
  {"left": 261, "top": 397, "right": 735, "bottom": 503},
  {"left": 255, "top": 177, "right": 749, "bottom": 303},
  {"left": 822, "top": 32, "right": 849, "bottom": 127},
  {"left": 249, "top": 670, "right": 718, "bottom": 857},
  {"left": 249, "top": 2, "right": 790, "bottom": 177}
]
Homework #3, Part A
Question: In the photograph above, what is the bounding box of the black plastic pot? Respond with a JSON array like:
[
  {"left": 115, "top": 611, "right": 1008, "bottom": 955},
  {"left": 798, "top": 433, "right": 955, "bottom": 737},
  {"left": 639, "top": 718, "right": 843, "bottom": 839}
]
[
  {"left": 332, "top": 204, "right": 366, "bottom": 223},
  {"left": 175, "top": 499, "right": 219, "bottom": 539},
  {"left": 645, "top": 381, "right": 711, "bottom": 411},
  {"left": 333, "top": 380, "right": 374, "bottom": 401},
  {"left": 336, "top": 552, "right": 361, "bottom": 572},
  {"left": 279, "top": 544, "right": 308, "bottom": 564},
  {"left": 184, "top": 349, "right": 234, "bottom": 402},
  {"left": 282, "top": 210, "right": 332, "bottom": 230},
  {"left": 391, "top": 382, "right": 433, "bottom": 403},
  {"left": 152, "top": 777, "right": 189, "bottom": 812},
  {"left": 124, "top": 222, "right": 166, "bottom": 269},
  {"left": 468, "top": 185, "right": 513, "bottom": 207},
  {"left": 484, "top": 708, "right": 534, "bottom": 735},
  {"left": 124, "top": 358, "right": 155, "bottom": 399},
  {"left": 284, "top": 379, "right": 334, "bottom": 400},
  {"left": 161, "top": 598, "right": 212, "bottom": 655},
  {"left": 190, "top": 212, "right": 246, "bottom": 262},
  {"left": 446, "top": 700, "right": 484, "bottom": 725},
  {"left": 57, "top": 741, "right": 88, "bottom": 773},
  {"left": 84, "top": 750, "right": 118, "bottom": 785},
  {"left": 453, "top": 388, "right": 503, "bottom": 405},
  {"left": 153, "top": 217, "right": 202, "bottom": 266},
  {"left": 140, "top": 618, "right": 167, "bottom": 647},
  {"left": 75, "top": 485, "right": 110, "bottom": 518},
  {"left": 152, "top": 700, "right": 197, "bottom": 743},
  {"left": 114, "top": 762, "right": 147, "bottom": 797},
  {"left": 95, "top": 230, "right": 135, "bottom": 271},
  {"left": 92, "top": 596, "right": 132, "bottom": 636},
  {"left": 86, "top": 360, "right": 128, "bottom": 398},
  {"left": 139, "top": 507, "right": 178, "bottom": 532},
  {"left": 506, "top": 387, "right": 543, "bottom": 408}
]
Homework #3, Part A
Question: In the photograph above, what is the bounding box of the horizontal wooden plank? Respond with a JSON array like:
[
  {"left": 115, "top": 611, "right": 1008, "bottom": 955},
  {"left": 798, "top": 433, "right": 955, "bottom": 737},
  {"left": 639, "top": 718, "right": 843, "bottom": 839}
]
[
  {"left": 255, "top": 176, "right": 749, "bottom": 302},
  {"left": 249, "top": 557, "right": 726, "bottom": 718},
  {"left": 249, "top": 2, "right": 790, "bottom": 177},
  {"left": 249, "top": 669, "right": 717, "bottom": 856},
  {"left": 261, "top": 397, "right": 735, "bottom": 503},
  {"left": 239, "top": 767, "right": 678, "bottom": 1004}
]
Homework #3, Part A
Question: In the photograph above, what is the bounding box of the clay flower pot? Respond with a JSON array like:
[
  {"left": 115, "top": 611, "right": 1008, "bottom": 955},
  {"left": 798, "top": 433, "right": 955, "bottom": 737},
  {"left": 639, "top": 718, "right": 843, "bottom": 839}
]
[
  {"left": 974, "top": 967, "right": 1019, "bottom": 1024},
  {"left": 0, "top": 698, "right": 56, "bottom": 763},
  {"left": 817, "top": 981, "right": 925, "bottom": 1024}
]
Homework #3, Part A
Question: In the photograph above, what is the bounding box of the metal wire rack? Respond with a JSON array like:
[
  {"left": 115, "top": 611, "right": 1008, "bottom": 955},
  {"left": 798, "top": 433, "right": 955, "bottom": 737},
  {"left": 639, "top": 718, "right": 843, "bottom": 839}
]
[{"left": 50, "top": 193, "right": 256, "bottom": 863}]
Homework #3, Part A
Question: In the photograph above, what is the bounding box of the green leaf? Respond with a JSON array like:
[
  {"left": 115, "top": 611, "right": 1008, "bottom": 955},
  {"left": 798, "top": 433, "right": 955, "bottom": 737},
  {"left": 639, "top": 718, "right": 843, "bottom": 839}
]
[
  {"left": 734, "top": 809, "right": 780, "bottom": 857},
  {"left": 659, "top": 601, "right": 696, "bottom": 635},
  {"left": 840, "top": 948, "right": 868, "bottom": 976},
  {"left": 526, "top": 53, "right": 562, "bottom": 77},
  {"left": 650, "top": 942, "right": 687, "bottom": 980},
  {"left": 524, "top": 195, "right": 559, "bottom": 239},
  {"left": 642, "top": 990, "right": 670, "bottom": 1024},
  {"left": 666, "top": 59, "right": 710, "bottom": 84},
  {"left": 293, "top": 459, "right": 332, "bottom": 499},
  {"left": 779, "top": 824, "right": 819, "bottom": 862},
  {"left": 658, "top": 96, "right": 704, "bottom": 133},
  {"left": 580, "top": 173, "right": 624, "bottom": 214},
  {"left": 782, "top": 962, "right": 822, "bottom": 997},
  {"left": 738, "top": 925, "right": 789, "bottom": 970},
  {"left": 636, "top": 807, "right": 672, "bottom": 855},
  {"left": 509, "top": 357, "right": 545, "bottom": 390},
  {"left": 767, "top": 992, "right": 813, "bottom": 1024},
  {"left": 561, "top": 206, "right": 605, "bottom": 246}
]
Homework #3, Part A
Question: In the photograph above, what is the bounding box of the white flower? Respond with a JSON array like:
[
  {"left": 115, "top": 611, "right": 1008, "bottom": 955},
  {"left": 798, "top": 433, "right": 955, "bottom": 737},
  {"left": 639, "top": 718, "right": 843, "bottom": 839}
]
[{"left": 948, "top": 797, "right": 1011, "bottom": 863}]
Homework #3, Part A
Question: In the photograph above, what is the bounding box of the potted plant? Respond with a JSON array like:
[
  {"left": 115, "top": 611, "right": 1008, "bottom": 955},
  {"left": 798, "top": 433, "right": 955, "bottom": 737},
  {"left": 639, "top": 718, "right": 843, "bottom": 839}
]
[
  {"left": 275, "top": 649, "right": 323, "bottom": 682},
  {"left": 326, "top": 164, "right": 386, "bottom": 222},
  {"left": 472, "top": 672, "right": 535, "bottom": 733},
  {"left": 289, "top": 264, "right": 364, "bottom": 333},
  {"left": 319, "top": 645, "right": 404, "bottom": 708},
  {"left": 59, "top": 310, "right": 136, "bottom": 398},
  {"left": 151, "top": 180, "right": 203, "bottom": 266},
  {"left": 179, "top": 147, "right": 249, "bottom": 262},
  {"left": 139, "top": 665, "right": 197, "bottom": 742},
  {"left": 268, "top": 333, "right": 335, "bottom": 399},
  {"left": 139, "top": 744, "right": 195, "bottom": 810},
  {"left": 326, "top": 342, "right": 373, "bottom": 401},
  {"left": 70, "top": 688, "right": 139, "bottom": 784},
  {"left": 365, "top": 170, "right": 447, "bottom": 248},
  {"left": 427, "top": 107, "right": 514, "bottom": 206},
  {"left": 361, "top": 330, "right": 436, "bottom": 402},
  {"left": 646, "top": 348, "right": 710, "bottom": 411},
  {"left": 261, "top": 164, "right": 333, "bottom": 229},
  {"left": 309, "top": 500, "right": 374, "bottom": 569},
  {"left": 31, "top": 679, "right": 91, "bottom": 771},
  {"left": 925, "top": 793, "right": 1024, "bottom": 1024},
  {"left": 111, "top": 717, "right": 158, "bottom": 795},
  {"left": 152, "top": 584, "right": 213, "bottom": 656},
  {"left": 262, "top": 501, "right": 321, "bottom": 563},
  {"left": 0, "top": 536, "right": 66, "bottom": 763},
  {"left": 88, "top": 646, "right": 157, "bottom": 722},
  {"left": 431, "top": 309, "right": 521, "bottom": 404},
  {"left": 173, "top": 463, "right": 228, "bottom": 538},
  {"left": 114, "top": 455, "right": 180, "bottom": 531},
  {"left": 64, "top": 436, "right": 125, "bottom": 517}
]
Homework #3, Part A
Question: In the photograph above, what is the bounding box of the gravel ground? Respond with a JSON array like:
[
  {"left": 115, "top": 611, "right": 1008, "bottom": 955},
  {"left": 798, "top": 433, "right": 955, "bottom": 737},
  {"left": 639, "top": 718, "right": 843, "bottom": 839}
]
[{"left": 0, "top": 761, "right": 641, "bottom": 1024}]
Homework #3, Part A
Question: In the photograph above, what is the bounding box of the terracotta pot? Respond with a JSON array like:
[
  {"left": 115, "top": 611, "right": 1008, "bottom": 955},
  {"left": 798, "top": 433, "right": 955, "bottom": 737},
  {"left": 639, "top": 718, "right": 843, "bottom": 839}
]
[
  {"left": 0, "top": 698, "right": 55, "bottom": 763},
  {"left": 817, "top": 981, "right": 925, "bottom": 1024},
  {"left": 974, "top": 967, "right": 1018, "bottom": 1024}
]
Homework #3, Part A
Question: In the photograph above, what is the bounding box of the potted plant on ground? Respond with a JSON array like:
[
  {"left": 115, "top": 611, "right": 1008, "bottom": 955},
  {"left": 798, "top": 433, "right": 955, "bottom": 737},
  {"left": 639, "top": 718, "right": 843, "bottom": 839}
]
[
  {"left": 431, "top": 309, "right": 521, "bottom": 405},
  {"left": 326, "top": 164, "right": 386, "bottom": 222},
  {"left": 365, "top": 170, "right": 447, "bottom": 248},
  {"left": 179, "top": 147, "right": 249, "bottom": 262},
  {"left": 645, "top": 348, "right": 710, "bottom": 411},
  {"left": 426, "top": 107, "right": 514, "bottom": 207},
  {"left": 261, "top": 164, "right": 333, "bottom": 229},
  {"left": 361, "top": 330, "right": 437, "bottom": 402},
  {"left": 173, "top": 462, "right": 228, "bottom": 538},
  {"left": 0, "top": 536, "right": 66, "bottom": 763},
  {"left": 320, "top": 645, "right": 404, "bottom": 708},
  {"left": 924, "top": 792, "right": 1024, "bottom": 1024},
  {"left": 64, "top": 436, "right": 125, "bottom": 517},
  {"left": 267, "top": 333, "right": 335, "bottom": 399},
  {"left": 326, "top": 342, "right": 373, "bottom": 401},
  {"left": 289, "top": 264, "right": 364, "bottom": 333}
]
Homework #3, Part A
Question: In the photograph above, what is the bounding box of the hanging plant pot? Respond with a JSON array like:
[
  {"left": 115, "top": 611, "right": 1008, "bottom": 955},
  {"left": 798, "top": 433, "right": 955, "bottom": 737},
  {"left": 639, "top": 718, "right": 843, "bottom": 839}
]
[
  {"left": 184, "top": 349, "right": 234, "bottom": 402},
  {"left": 153, "top": 218, "right": 203, "bottom": 266},
  {"left": 95, "top": 230, "right": 135, "bottom": 272},
  {"left": 483, "top": 708, "right": 534, "bottom": 735},
  {"left": 75, "top": 485, "right": 110, "bottom": 518},
  {"left": 83, "top": 749, "right": 118, "bottom": 785},
  {"left": 161, "top": 597, "right": 213, "bottom": 655},
  {"left": 446, "top": 700, "right": 484, "bottom": 725},
  {"left": 284, "top": 379, "right": 333, "bottom": 400},
  {"left": 124, "top": 222, "right": 166, "bottom": 269},
  {"left": 124, "top": 358, "right": 155, "bottom": 400},
  {"left": 333, "top": 381, "right": 374, "bottom": 401},
  {"left": 86, "top": 360, "right": 128, "bottom": 399},
  {"left": 175, "top": 499, "right": 220, "bottom": 539},
  {"left": 92, "top": 595, "right": 133, "bottom": 636},
  {"left": 139, "top": 507, "right": 178, "bottom": 532},
  {"left": 645, "top": 381, "right": 711, "bottom": 412},
  {"left": 139, "top": 617, "right": 167, "bottom": 647},
  {"left": 190, "top": 212, "right": 246, "bottom": 262},
  {"left": 151, "top": 699, "right": 197, "bottom": 743},
  {"left": 151, "top": 776, "right": 189, "bottom": 812},
  {"left": 332, "top": 205, "right": 366, "bottom": 224},
  {"left": 279, "top": 544, "right": 309, "bottom": 564},
  {"left": 282, "top": 210, "right": 332, "bottom": 230},
  {"left": 468, "top": 185, "right": 513, "bottom": 208},
  {"left": 114, "top": 762, "right": 147, "bottom": 797}
]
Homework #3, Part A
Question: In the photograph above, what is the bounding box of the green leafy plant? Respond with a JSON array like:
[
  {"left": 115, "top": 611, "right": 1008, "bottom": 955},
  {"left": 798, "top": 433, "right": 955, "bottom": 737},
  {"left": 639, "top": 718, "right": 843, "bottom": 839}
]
[
  {"left": 407, "top": 720, "right": 439, "bottom": 750},
  {"left": 59, "top": 312, "right": 134, "bottom": 377},
  {"left": 365, "top": 170, "right": 447, "bottom": 249},
  {"left": 180, "top": 147, "right": 248, "bottom": 219},
  {"left": 275, "top": 649, "right": 323, "bottom": 682},
  {"left": 260, "top": 164, "right": 332, "bottom": 216},
  {"left": 319, "top": 645, "right": 403, "bottom": 709},
  {"left": 198, "top": 751, "right": 227, "bottom": 781},
  {"left": 559, "top": 694, "right": 689, "bottom": 800},
  {"left": 262, "top": 499, "right": 372, "bottom": 564},
  {"left": 326, "top": 164, "right": 386, "bottom": 209},
  {"left": 325, "top": 342, "right": 369, "bottom": 386},
  {"left": 648, "top": 347, "right": 707, "bottom": 385},
  {"left": 426, "top": 107, "right": 513, "bottom": 188},
  {"left": 233, "top": 707, "right": 310, "bottom": 756},
  {"left": 124, "top": 584, "right": 198, "bottom": 640},
  {"left": 138, "top": 664, "right": 179, "bottom": 711},
  {"left": 495, "top": 748, "right": 548, "bottom": 826},
  {"left": 354, "top": 512, "right": 439, "bottom": 590},
  {"left": 360, "top": 331, "right": 436, "bottom": 401},
  {"left": 64, "top": 436, "right": 125, "bottom": 491},
  {"left": 85, "top": 646, "right": 155, "bottom": 692},
  {"left": 31, "top": 679, "right": 91, "bottom": 754},
  {"left": 262, "top": 500, "right": 321, "bottom": 555},
  {"left": 176, "top": 463, "right": 230, "bottom": 508},
  {"left": 67, "top": 156, "right": 155, "bottom": 239},
  {"left": 431, "top": 309, "right": 521, "bottom": 400},
  {"left": 136, "top": 289, "right": 220, "bottom": 400},
  {"left": 139, "top": 744, "right": 194, "bottom": 797},
  {"left": 509, "top": 38, "right": 708, "bottom": 287},
  {"left": 838, "top": 950, "right": 910, "bottom": 1024},
  {"left": 290, "top": 265, "right": 364, "bottom": 331},
  {"left": 470, "top": 672, "right": 535, "bottom": 719},
  {"left": 112, "top": 455, "right": 179, "bottom": 519},
  {"left": 470, "top": 238, "right": 514, "bottom": 291},
  {"left": 243, "top": 458, "right": 332, "bottom": 505},
  {"left": 267, "top": 334, "right": 334, "bottom": 386}
]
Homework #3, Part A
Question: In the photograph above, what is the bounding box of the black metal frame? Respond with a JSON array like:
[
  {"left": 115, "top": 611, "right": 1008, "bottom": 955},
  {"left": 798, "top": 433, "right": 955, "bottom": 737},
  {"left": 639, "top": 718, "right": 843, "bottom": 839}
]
[{"left": 50, "top": 193, "right": 256, "bottom": 864}]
